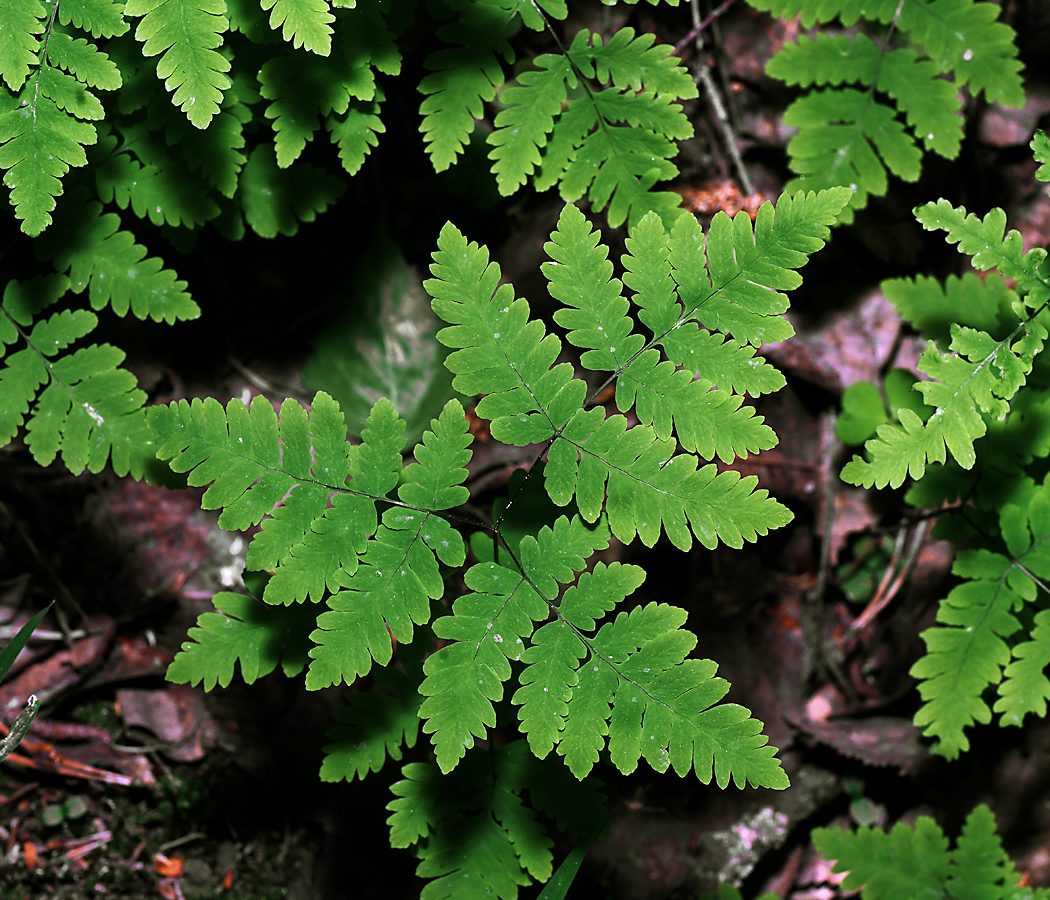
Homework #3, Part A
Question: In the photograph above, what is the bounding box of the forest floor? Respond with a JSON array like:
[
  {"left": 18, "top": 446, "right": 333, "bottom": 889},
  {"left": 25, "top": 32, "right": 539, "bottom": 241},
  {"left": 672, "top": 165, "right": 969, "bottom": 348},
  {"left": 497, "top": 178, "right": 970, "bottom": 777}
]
[{"left": 4, "top": 2, "right": 1050, "bottom": 899}]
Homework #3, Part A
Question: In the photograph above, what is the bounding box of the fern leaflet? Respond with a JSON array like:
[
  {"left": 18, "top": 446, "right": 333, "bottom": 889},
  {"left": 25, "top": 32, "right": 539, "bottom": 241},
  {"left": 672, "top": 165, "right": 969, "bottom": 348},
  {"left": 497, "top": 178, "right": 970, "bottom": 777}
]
[
  {"left": 166, "top": 590, "right": 316, "bottom": 689},
  {"left": 124, "top": 0, "right": 231, "bottom": 128},
  {"left": 260, "top": 0, "right": 334, "bottom": 56}
]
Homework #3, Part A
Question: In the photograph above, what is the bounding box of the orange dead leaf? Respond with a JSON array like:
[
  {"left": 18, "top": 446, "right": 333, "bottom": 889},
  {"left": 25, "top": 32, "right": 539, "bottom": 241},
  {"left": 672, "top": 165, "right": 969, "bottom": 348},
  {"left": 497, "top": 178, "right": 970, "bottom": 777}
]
[
  {"left": 154, "top": 853, "right": 185, "bottom": 877},
  {"left": 23, "top": 841, "right": 37, "bottom": 873}
]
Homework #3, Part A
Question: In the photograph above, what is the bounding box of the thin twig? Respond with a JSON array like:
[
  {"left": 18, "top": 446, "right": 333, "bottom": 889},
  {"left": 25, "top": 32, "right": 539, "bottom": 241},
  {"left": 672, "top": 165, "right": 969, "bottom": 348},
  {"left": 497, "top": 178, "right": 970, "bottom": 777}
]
[
  {"left": 673, "top": 0, "right": 738, "bottom": 58},
  {"left": 688, "top": 0, "right": 754, "bottom": 195}
]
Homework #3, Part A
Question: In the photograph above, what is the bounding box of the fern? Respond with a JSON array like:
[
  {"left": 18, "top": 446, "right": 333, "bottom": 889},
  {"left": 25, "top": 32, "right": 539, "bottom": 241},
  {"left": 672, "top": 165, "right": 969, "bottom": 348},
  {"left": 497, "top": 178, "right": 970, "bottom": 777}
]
[
  {"left": 836, "top": 134, "right": 1050, "bottom": 760},
  {"left": 0, "top": 274, "right": 155, "bottom": 478},
  {"left": 151, "top": 189, "right": 847, "bottom": 896},
  {"left": 812, "top": 804, "right": 1048, "bottom": 900},
  {"left": 748, "top": 0, "right": 1024, "bottom": 223},
  {"left": 488, "top": 27, "right": 698, "bottom": 227},
  {"left": 123, "top": 0, "right": 232, "bottom": 129}
]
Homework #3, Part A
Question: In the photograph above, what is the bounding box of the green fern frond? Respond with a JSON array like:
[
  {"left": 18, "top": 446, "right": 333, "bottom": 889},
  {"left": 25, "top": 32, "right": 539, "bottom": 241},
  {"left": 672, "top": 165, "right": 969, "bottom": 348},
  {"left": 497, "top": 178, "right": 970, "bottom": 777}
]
[
  {"left": 167, "top": 590, "right": 317, "bottom": 689},
  {"left": 995, "top": 609, "right": 1050, "bottom": 729},
  {"left": 260, "top": 0, "right": 334, "bottom": 55},
  {"left": 36, "top": 193, "right": 199, "bottom": 324},
  {"left": 124, "top": 0, "right": 232, "bottom": 128},
  {"left": 488, "top": 53, "right": 571, "bottom": 196},
  {"left": 882, "top": 273, "right": 1017, "bottom": 348},
  {"left": 259, "top": 8, "right": 396, "bottom": 169},
  {"left": 0, "top": 275, "right": 154, "bottom": 477},
  {"left": 751, "top": 0, "right": 1022, "bottom": 221},
  {"left": 487, "top": 27, "right": 697, "bottom": 226},
  {"left": 151, "top": 393, "right": 472, "bottom": 691},
  {"left": 909, "top": 547, "right": 1026, "bottom": 759},
  {"left": 328, "top": 95, "right": 384, "bottom": 175},
  {"left": 92, "top": 127, "right": 221, "bottom": 227},
  {"left": 419, "top": 515, "right": 610, "bottom": 773},
  {"left": 842, "top": 204, "right": 1050, "bottom": 490},
  {"left": 0, "top": 82, "right": 98, "bottom": 236},
  {"left": 812, "top": 805, "right": 1042, "bottom": 900},
  {"left": 429, "top": 193, "right": 848, "bottom": 548},
  {"left": 154, "top": 100, "right": 248, "bottom": 197}
]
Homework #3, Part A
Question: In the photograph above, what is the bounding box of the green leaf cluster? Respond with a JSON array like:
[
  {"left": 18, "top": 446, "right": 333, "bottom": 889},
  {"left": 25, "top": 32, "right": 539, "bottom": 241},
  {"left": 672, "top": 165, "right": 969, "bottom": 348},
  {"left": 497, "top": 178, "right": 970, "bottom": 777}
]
[
  {"left": 840, "top": 133, "right": 1050, "bottom": 761},
  {"left": 746, "top": 0, "right": 1024, "bottom": 223},
  {"left": 152, "top": 188, "right": 848, "bottom": 898},
  {"left": 813, "top": 804, "right": 1049, "bottom": 900}
]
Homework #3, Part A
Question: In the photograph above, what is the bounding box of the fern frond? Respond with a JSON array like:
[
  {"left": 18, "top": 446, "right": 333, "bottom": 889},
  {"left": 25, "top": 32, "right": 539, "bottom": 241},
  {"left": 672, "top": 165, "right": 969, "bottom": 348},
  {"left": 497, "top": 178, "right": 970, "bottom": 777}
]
[
  {"left": 238, "top": 143, "right": 345, "bottom": 237},
  {"left": 488, "top": 27, "right": 696, "bottom": 226},
  {"left": 418, "top": 3, "right": 510, "bottom": 172},
  {"left": 429, "top": 194, "right": 847, "bottom": 547},
  {"left": 124, "top": 0, "right": 232, "bottom": 128},
  {"left": 0, "top": 276, "right": 154, "bottom": 477},
  {"left": 156, "top": 101, "right": 247, "bottom": 197},
  {"left": 768, "top": 34, "right": 963, "bottom": 159},
  {"left": 166, "top": 590, "right": 317, "bottom": 689},
  {"left": 812, "top": 805, "right": 1036, "bottom": 900},
  {"left": 419, "top": 515, "right": 609, "bottom": 773},
  {"left": 812, "top": 815, "right": 952, "bottom": 899},
  {"left": 260, "top": 7, "right": 396, "bottom": 168},
  {"left": 47, "top": 31, "right": 122, "bottom": 92},
  {"left": 882, "top": 273, "right": 1017, "bottom": 347},
  {"left": 420, "top": 515, "right": 785, "bottom": 787},
  {"left": 0, "top": 0, "right": 42, "bottom": 93},
  {"left": 328, "top": 96, "right": 384, "bottom": 175},
  {"left": 259, "top": 52, "right": 356, "bottom": 168},
  {"left": 546, "top": 206, "right": 776, "bottom": 461},
  {"left": 260, "top": 0, "right": 334, "bottom": 55},
  {"left": 306, "top": 399, "right": 471, "bottom": 687},
  {"left": 842, "top": 204, "right": 1050, "bottom": 490},
  {"left": 388, "top": 743, "right": 606, "bottom": 899},
  {"left": 782, "top": 88, "right": 919, "bottom": 220},
  {"left": 36, "top": 193, "right": 199, "bottom": 324},
  {"left": 893, "top": 0, "right": 1024, "bottom": 108},
  {"left": 916, "top": 201, "right": 1050, "bottom": 307},
  {"left": 755, "top": 0, "right": 1021, "bottom": 220}
]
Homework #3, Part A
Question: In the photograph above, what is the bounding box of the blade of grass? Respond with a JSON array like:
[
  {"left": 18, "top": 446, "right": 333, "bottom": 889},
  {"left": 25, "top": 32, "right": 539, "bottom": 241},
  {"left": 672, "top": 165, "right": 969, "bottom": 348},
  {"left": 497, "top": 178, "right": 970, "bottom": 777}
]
[{"left": 0, "top": 603, "right": 52, "bottom": 683}]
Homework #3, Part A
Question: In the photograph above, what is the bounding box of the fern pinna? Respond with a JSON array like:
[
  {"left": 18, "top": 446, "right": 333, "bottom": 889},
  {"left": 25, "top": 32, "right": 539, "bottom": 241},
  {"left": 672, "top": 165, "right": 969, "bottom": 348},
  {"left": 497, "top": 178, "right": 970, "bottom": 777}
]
[
  {"left": 745, "top": 0, "right": 1024, "bottom": 223},
  {"left": 149, "top": 188, "right": 849, "bottom": 898},
  {"left": 839, "top": 133, "right": 1050, "bottom": 761}
]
